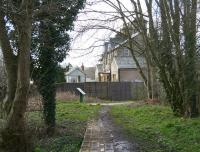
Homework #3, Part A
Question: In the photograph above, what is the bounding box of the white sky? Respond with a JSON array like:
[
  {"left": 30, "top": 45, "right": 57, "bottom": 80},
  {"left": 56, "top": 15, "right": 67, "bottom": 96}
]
[
  {"left": 0, "top": 0, "right": 146, "bottom": 68},
  {"left": 62, "top": 0, "right": 146, "bottom": 67}
]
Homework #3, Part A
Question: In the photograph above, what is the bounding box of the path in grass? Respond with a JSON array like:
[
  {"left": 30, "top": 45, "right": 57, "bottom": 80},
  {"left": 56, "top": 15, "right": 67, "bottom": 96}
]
[{"left": 80, "top": 104, "right": 140, "bottom": 152}]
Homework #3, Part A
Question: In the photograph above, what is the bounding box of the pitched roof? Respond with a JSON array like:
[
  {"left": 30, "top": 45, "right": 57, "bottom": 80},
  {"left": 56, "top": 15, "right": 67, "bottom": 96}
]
[
  {"left": 65, "top": 67, "right": 85, "bottom": 76},
  {"left": 112, "top": 32, "right": 139, "bottom": 51},
  {"left": 109, "top": 37, "right": 125, "bottom": 51}
]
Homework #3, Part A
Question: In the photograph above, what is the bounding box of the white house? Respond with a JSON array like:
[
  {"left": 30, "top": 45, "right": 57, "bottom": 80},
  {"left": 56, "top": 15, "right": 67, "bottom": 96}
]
[{"left": 65, "top": 67, "right": 86, "bottom": 83}]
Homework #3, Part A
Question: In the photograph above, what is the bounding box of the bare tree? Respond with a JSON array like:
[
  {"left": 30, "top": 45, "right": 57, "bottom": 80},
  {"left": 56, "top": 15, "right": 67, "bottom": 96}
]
[
  {"left": 77, "top": 0, "right": 157, "bottom": 99},
  {"left": 131, "top": 0, "right": 200, "bottom": 117},
  {"left": 77, "top": 0, "right": 200, "bottom": 117}
]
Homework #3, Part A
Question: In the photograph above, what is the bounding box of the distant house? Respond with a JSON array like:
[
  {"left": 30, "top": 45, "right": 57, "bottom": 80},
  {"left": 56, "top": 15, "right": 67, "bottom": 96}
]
[
  {"left": 95, "top": 29, "right": 146, "bottom": 82},
  {"left": 65, "top": 67, "right": 86, "bottom": 83},
  {"left": 95, "top": 64, "right": 104, "bottom": 81},
  {"left": 95, "top": 63, "right": 113, "bottom": 82},
  {"left": 111, "top": 56, "right": 145, "bottom": 82},
  {"left": 84, "top": 67, "right": 96, "bottom": 82}
]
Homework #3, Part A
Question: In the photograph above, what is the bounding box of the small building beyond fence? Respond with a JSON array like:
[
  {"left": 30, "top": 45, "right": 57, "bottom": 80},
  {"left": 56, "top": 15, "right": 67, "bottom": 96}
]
[{"left": 56, "top": 82, "right": 147, "bottom": 101}]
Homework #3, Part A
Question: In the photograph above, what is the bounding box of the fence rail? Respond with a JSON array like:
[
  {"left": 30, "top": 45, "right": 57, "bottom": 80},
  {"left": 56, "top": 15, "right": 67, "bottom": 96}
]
[{"left": 56, "top": 82, "right": 147, "bottom": 101}]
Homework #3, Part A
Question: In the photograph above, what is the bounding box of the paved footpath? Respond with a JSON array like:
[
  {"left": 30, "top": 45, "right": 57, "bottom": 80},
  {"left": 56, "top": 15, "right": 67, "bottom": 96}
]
[{"left": 80, "top": 104, "right": 139, "bottom": 152}]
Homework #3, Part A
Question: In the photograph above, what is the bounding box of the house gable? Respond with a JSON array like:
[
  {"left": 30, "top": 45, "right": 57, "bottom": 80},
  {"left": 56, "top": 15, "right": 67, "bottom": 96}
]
[
  {"left": 65, "top": 67, "right": 85, "bottom": 76},
  {"left": 65, "top": 67, "right": 86, "bottom": 83}
]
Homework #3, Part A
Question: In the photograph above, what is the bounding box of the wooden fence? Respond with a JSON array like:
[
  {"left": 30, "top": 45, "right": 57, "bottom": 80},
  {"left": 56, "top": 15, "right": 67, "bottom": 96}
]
[{"left": 56, "top": 82, "right": 147, "bottom": 101}]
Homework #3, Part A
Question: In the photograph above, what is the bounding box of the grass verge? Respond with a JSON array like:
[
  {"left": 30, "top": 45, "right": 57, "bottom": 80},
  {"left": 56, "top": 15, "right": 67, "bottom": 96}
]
[
  {"left": 111, "top": 104, "right": 200, "bottom": 152},
  {"left": 26, "top": 101, "right": 100, "bottom": 152}
]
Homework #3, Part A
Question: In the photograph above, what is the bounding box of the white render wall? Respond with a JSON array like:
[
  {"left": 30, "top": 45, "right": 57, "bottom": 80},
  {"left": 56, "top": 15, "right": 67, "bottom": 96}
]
[{"left": 65, "top": 69, "right": 86, "bottom": 83}]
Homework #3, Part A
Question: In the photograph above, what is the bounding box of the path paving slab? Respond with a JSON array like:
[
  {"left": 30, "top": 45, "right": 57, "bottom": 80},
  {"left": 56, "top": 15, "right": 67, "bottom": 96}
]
[{"left": 80, "top": 106, "right": 139, "bottom": 152}]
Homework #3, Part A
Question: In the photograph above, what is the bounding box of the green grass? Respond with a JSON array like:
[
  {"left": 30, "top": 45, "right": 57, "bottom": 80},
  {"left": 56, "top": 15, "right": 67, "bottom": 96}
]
[
  {"left": 27, "top": 101, "right": 100, "bottom": 152},
  {"left": 111, "top": 104, "right": 200, "bottom": 152}
]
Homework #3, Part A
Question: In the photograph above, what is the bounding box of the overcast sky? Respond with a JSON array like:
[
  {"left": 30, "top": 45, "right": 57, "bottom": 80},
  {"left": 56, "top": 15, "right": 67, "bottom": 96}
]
[
  {"left": 0, "top": 0, "right": 146, "bottom": 68},
  {"left": 62, "top": 0, "right": 146, "bottom": 67}
]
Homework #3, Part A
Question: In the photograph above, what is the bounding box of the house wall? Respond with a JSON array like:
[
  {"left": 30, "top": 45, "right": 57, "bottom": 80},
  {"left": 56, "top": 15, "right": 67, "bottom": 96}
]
[
  {"left": 111, "top": 59, "right": 119, "bottom": 81},
  {"left": 100, "top": 74, "right": 110, "bottom": 82},
  {"left": 119, "top": 69, "right": 143, "bottom": 82},
  {"left": 95, "top": 69, "right": 99, "bottom": 81},
  {"left": 65, "top": 70, "right": 85, "bottom": 83},
  {"left": 111, "top": 56, "right": 145, "bottom": 82},
  {"left": 97, "top": 32, "right": 146, "bottom": 83},
  {"left": 114, "top": 48, "right": 131, "bottom": 57}
]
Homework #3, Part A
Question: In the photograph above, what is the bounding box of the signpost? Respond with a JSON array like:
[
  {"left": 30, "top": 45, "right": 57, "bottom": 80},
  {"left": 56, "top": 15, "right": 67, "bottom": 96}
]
[{"left": 76, "top": 88, "right": 86, "bottom": 103}]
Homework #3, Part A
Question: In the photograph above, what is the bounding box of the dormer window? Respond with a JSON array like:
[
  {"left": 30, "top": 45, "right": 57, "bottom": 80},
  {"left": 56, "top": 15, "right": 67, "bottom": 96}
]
[{"left": 124, "top": 48, "right": 130, "bottom": 56}]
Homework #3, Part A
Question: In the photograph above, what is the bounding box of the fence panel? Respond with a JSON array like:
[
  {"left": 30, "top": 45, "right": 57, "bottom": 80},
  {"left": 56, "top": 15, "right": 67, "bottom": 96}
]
[
  {"left": 95, "top": 82, "right": 108, "bottom": 99},
  {"left": 56, "top": 82, "right": 147, "bottom": 101}
]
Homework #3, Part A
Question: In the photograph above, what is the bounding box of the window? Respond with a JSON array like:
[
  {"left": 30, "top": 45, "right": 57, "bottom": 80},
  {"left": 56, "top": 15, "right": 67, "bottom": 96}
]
[
  {"left": 124, "top": 49, "right": 129, "bottom": 56},
  {"left": 78, "top": 75, "right": 81, "bottom": 82},
  {"left": 107, "top": 75, "right": 110, "bottom": 81},
  {"left": 112, "top": 74, "right": 116, "bottom": 81}
]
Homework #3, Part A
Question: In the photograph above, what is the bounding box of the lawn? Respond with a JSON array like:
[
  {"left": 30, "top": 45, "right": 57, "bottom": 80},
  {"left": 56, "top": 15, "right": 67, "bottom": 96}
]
[
  {"left": 26, "top": 101, "right": 100, "bottom": 152},
  {"left": 111, "top": 104, "right": 200, "bottom": 152}
]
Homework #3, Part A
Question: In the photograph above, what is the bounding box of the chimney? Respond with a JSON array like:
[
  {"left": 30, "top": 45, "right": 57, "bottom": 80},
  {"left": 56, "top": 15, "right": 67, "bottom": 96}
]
[{"left": 81, "top": 63, "right": 84, "bottom": 71}]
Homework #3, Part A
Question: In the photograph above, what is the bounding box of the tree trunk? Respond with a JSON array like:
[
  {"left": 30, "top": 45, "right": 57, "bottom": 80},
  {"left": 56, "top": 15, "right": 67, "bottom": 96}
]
[
  {"left": 1, "top": 4, "right": 33, "bottom": 151},
  {"left": 2, "top": 64, "right": 17, "bottom": 117},
  {"left": 0, "top": 12, "right": 17, "bottom": 118},
  {"left": 183, "top": 0, "right": 198, "bottom": 117},
  {"left": 36, "top": 21, "right": 56, "bottom": 135}
]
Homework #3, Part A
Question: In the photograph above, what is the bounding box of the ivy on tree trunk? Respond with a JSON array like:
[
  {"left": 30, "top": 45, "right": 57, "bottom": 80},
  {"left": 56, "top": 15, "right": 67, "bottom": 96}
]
[{"left": 37, "top": 21, "right": 57, "bottom": 134}]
